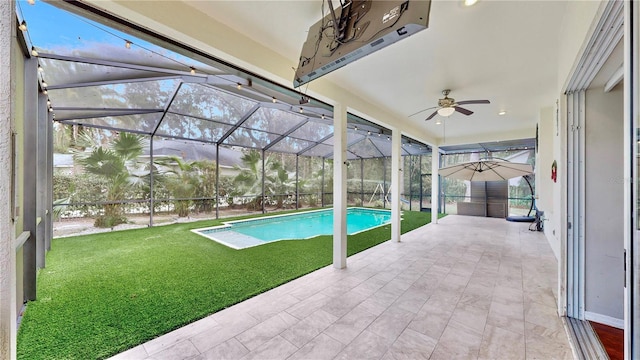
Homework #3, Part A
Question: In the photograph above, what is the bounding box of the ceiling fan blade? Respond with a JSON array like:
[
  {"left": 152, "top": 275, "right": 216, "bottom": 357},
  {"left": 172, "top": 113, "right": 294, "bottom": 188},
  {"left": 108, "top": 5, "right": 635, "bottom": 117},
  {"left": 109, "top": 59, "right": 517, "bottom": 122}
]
[
  {"left": 454, "top": 106, "right": 474, "bottom": 116},
  {"left": 408, "top": 106, "right": 438, "bottom": 117},
  {"left": 456, "top": 99, "right": 490, "bottom": 105},
  {"left": 425, "top": 110, "right": 439, "bottom": 121}
]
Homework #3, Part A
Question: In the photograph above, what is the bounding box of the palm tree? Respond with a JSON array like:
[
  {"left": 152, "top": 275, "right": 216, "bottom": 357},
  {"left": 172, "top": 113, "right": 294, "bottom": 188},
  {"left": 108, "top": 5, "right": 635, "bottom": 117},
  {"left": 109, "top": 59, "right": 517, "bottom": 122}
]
[
  {"left": 192, "top": 160, "right": 217, "bottom": 213},
  {"left": 232, "top": 150, "right": 296, "bottom": 209},
  {"left": 74, "top": 132, "right": 147, "bottom": 227},
  {"left": 154, "top": 156, "right": 200, "bottom": 217},
  {"left": 232, "top": 150, "right": 263, "bottom": 197}
]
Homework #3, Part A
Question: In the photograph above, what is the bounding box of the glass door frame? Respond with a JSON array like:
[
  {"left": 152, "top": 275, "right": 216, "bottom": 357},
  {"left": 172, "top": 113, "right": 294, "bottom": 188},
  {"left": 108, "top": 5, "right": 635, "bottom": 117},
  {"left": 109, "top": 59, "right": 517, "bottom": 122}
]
[{"left": 625, "top": 1, "right": 639, "bottom": 358}]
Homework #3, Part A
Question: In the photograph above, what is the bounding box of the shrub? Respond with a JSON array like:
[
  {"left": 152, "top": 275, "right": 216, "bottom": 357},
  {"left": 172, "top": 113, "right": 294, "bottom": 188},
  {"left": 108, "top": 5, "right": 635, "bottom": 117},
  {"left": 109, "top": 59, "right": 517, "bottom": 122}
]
[{"left": 94, "top": 214, "right": 127, "bottom": 228}]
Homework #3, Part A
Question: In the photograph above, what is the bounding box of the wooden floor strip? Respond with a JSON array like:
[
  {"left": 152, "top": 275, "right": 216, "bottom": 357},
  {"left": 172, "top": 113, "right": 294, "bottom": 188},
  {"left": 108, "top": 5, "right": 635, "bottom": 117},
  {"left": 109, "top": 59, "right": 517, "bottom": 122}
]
[{"left": 590, "top": 321, "right": 624, "bottom": 360}]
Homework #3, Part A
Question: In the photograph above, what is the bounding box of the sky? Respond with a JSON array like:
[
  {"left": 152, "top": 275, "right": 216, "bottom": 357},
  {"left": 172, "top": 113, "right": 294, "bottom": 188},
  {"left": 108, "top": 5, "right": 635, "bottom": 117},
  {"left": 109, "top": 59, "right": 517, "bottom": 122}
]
[{"left": 17, "top": 0, "right": 206, "bottom": 71}]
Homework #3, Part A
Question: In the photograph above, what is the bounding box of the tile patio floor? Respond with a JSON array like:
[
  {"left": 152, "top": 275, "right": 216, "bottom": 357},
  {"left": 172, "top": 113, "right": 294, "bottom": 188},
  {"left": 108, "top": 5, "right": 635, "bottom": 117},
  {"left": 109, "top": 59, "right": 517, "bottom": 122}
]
[{"left": 110, "top": 215, "right": 574, "bottom": 360}]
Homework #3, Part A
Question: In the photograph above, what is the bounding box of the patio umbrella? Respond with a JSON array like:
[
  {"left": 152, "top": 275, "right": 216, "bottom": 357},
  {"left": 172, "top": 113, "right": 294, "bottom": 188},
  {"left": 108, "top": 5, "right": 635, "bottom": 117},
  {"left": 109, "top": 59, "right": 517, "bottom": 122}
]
[
  {"left": 439, "top": 159, "right": 536, "bottom": 218},
  {"left": 438, "top": 159, "right": 533, "bottom": 182}
]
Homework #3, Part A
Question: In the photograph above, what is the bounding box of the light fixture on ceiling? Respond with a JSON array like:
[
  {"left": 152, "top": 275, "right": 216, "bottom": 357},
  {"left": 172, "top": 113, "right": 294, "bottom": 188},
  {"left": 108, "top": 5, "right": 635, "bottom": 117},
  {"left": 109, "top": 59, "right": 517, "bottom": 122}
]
[
  {"left": 464, "top": 0, "right": 478, "bottom": 6},
  {"left": 299, "top": 107, "right": 304, "bottom": 113},
  {"left": 437, "top": 107, "right": 455, "bottom": 117},
  {"left": 190, "top": 67, "right": 196, "bottom": 75},
  {"left": 354, "top": 126, "right": 358, "bottom": 131},
  {"left": 299, "top": 96, "right": 309, "bottom": 105},
  {"left": 19, "top": 21, "right": 27, "bottom": 31},
  {"left": 272, "top": 97, "right": 277, "bottom": 103},
  {"left": 321, "top": 114, "right": 325, "bottom": 119},
  {"left": 236, "top": 83, "right": 242, "bottom": 90},
  {"left": 37, "top": 64, "right": 43, "bottom": 72},
  {"left": 41, "top": 79, "right": 47, "bottom": 88},
  {"left": 31, "top": 47, "right": 38, "bottom": 57},
  {"left": 498, "top": 110, "right": 507, "bottom": 115},
  {"left": 435, "top": 119, "right": 442, "bottom": 125},
  {"left": 125, "top": 40, "right": 132, "bottom": 49}
]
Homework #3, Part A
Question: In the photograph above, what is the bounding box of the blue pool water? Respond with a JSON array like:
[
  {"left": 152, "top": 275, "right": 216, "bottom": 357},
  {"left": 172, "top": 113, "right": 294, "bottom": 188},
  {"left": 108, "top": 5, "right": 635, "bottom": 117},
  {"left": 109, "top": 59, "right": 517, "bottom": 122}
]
[{"left": 192, "top": 208, "right": 392, "bottom": 249}]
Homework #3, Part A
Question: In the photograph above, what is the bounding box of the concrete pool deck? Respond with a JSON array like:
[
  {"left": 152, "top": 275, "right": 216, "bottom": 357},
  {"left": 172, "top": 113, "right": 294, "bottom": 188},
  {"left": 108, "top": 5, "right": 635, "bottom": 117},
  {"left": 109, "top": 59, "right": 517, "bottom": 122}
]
[{"left": 109, "top": 215, "right": 573, "bottom": 360}]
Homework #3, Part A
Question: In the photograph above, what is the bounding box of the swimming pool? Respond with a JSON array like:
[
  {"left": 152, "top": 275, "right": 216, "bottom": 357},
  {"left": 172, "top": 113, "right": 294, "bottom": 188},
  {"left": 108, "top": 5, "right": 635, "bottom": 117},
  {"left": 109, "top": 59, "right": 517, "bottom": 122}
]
[{"left": 192, "top": 208, "right": 393, "bottom": 249}]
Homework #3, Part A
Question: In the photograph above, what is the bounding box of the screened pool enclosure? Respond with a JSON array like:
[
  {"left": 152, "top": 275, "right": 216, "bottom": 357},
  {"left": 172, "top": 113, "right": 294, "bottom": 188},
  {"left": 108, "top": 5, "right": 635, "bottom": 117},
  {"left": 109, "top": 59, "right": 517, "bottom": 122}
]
[
  {"left": 20, "top": 2, "right": 534, "bottom": 237},
  {"left": 20, "top": 2, "right": 436, "bottom": 235}
]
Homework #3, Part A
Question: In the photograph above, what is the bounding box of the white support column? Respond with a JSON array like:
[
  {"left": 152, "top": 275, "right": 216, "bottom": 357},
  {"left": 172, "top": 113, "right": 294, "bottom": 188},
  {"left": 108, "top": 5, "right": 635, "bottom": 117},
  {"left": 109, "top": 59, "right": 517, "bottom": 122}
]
[
  {"left": 391, "top": 129, "right": 402, "bottom": 242},
  {"left": 431, "top": 144, "right": 440, "bottom": 224},
  {"left": 333, "top": 103, "right": 347, "bottom": 269},
  {"left": 0, "top": 1, "right": 17, "bottom": 358}
]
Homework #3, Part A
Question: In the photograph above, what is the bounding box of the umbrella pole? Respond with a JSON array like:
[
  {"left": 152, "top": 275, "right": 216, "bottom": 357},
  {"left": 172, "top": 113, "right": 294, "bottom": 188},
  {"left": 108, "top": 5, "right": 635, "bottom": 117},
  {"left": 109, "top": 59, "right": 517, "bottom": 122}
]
[
  {"left": 484, "top": 181, "right": 488, "bottom": 217},
  {"left": 523, "top": 175, "right": 535, "bottom": 217}
]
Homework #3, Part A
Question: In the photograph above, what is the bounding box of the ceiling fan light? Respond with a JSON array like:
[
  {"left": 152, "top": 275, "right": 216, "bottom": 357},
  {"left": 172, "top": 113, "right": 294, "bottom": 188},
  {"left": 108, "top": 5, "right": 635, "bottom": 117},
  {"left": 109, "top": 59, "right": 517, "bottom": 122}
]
[{"left": 437, "top": 107, "right": 455, "bottom": 117}]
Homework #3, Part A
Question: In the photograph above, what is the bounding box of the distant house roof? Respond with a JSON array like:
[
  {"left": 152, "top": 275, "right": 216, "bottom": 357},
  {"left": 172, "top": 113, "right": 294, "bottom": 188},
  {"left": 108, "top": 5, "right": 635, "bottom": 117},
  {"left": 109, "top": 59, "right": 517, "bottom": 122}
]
[
  {"left": 53, "top": 153, "right": 74, "bottom": 167},
  {"left": 144, "top": 140, "right": 243, "bottom": 168}
]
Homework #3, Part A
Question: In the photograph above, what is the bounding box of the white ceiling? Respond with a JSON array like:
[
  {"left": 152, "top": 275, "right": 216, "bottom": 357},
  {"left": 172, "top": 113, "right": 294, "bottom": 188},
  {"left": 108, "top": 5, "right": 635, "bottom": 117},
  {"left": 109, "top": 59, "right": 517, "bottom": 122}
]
[{"left": 107, "top": 0, "right": 574, "bottom": 146}]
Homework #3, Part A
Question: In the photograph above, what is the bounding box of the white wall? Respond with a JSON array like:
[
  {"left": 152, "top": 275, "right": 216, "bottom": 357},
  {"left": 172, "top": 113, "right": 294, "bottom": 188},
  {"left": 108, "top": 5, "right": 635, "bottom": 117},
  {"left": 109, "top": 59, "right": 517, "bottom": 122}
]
[
  {"left": 537, "top": 106, "right": 560, "bottom": 259},
  {"left": 584, "top": 84, "right": 624, "bottom": 326},
  {"left": 534, "top": 0, "right": 603, "bottom": 261},
  {"left": 557, "top": 1, "right": 605, "bottom": 92},
  {"left": 537, "top": 0, "right": 625, "bottom": 325},
  {"left": 533, "top": 0, "right": 604, "bottom": 315}
]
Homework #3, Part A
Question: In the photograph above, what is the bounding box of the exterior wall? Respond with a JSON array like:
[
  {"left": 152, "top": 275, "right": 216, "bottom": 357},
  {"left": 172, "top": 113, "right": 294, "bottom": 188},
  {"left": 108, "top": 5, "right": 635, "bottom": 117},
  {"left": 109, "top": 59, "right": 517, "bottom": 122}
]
[
  {"left": 533, "top": 0, "right": 604, "bottom": 315},
  {"left": 537, "top": 106, "right": 560, "bottom": 258},
  {"left": 557, "top": 1, "right": 605, "bottom": 92},
  {"left": 553, "top": 0, "right": 606, "bottom": 253},
  {"left": 584, "top": 84, "right": 624, "bottom": 326},
  {"left": 0, "top": 1, "right": 17, "bottom": 359},
  {"left": 13, "top": 28, "right": 24, "bottom": 316},
  {"left": 544, "top": 0, "right": 632, "bottom": 323}
]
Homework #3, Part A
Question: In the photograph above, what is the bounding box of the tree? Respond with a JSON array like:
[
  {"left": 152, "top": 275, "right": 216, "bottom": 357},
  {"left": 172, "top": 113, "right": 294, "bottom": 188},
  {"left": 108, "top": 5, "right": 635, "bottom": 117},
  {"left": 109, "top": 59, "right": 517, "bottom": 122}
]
[
  {"left": 74, "top": 132, "right": 148, "bottom": 227},
  {"left": 232, "top": 150, "right": 296, "bottom": 209},
  {"left": 155, "top": 156, "right": 199, "bottom": 217},
  {"left": 192, "top": 160, "right": 218, "bottom": 213}
]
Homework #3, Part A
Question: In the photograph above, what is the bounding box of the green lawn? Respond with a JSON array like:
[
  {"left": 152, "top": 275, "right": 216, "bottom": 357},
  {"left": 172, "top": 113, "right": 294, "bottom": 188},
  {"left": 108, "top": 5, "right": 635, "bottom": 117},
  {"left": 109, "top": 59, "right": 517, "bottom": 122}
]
[{"left": 17, "top": 210, "right": 433, "bottom": 360}]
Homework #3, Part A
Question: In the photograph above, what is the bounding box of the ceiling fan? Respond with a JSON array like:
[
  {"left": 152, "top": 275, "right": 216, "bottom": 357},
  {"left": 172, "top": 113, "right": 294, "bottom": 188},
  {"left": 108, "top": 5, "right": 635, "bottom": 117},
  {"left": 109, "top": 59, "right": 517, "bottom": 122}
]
[{"left": 410, "top": 89, "right": 490, "bottom": 121}]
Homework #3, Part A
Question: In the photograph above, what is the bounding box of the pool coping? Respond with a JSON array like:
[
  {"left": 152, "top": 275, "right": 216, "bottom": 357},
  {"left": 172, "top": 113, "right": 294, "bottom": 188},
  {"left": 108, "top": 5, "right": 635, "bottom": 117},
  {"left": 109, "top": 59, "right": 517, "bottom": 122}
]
[{"left": 191, "top": 207, "right": 398, "bottom": 250}]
